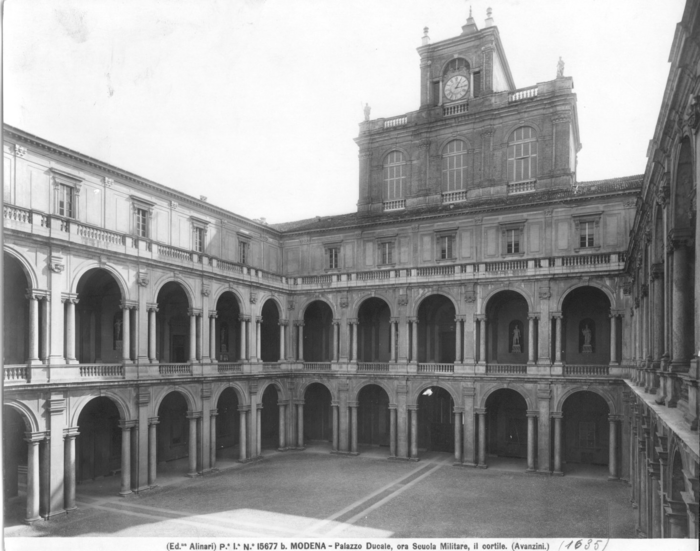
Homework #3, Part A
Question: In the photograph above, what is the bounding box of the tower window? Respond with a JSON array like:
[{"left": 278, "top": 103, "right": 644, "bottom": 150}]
[
  {"left": 507, "top": 126, "right": 538, "bottom": 182},
  {"left": 383, "top": 151, "right": 406, "bottom": 201},
  {"left": 442, "top": 140, "right": 467, "bottom": 192}
]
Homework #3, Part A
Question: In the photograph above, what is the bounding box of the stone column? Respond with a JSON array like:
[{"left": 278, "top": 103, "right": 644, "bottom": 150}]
[
  {"left": 196, "top": 313, "right": 203, "bottom": 361},
  {"left": 24, "top": 433, "right": 44, "bottom": 524},
  {"left": 552, "top": 413, "right": 563, "bottom": 475},
  {"left": 148, "top": 418, "right": 158, "bottom": 486},
  {"left": 476, "top": 409, "right": 487, "bottom": 467},
  {"left": 454, "top": 317, "right": 463, "bottom": 363},
  {"left": 390, "top": 319, "right": 397, "bottom": 362},
  {"left": 63, "top": 296, "right": 79, "bottom": 363},
  {"left": 527, "top": 314, "right": 537, "bottom": 365},
  {"left": 186, "top": 413, "right": 198, "bottom": 476},
  {"left": 256, "top": 318, "right": 262, "bottom": 361},
  {"left": 188, "top": 310, "right": 197, "bottom": 363},
  {"left": 279, "top": 320, "right": 286, "bottom": 361},
  {"left": 39, "top": 296, "right": 49, "bottom": 362},
  {"left": 649, "top": 468, "right": 662, "bottom": 538},
  {"left": 148, "top": 305, "right": 158, "bottom": 362},
  {"left": 476, "top": 316, "right": 487, "bottom": 364},
  {"left": 209, "top": 409, "right": 218, "bottom": 469},
  {"left": 553, "top": 314, "right": 563, "bottom": 365},
  {"left": 669, "top": 231, "right": 693, "bottom": 371},
  {"left": 238, "top": 406, "right": 248, "bottom": 460},
  {"left": 350, "top": 402, "right": 358, "bottom": 454},
  {"left": 453, "top": 408, "right": 463, "bottom": 464},
  {"left": 63, "top": 428, "right": 79, "bottom": 511},
  {"left": 296, "top": 401, "right": 304, "bottom": 449},
  {"left": 209, "top": 312, "right": 217, "bottom": 363},
  {"left": 333, "top": 320, "right": 341, "bottom": 362},
  {"left": 256, "top": 405, "right": 262, "bottom": 456},
  {"left": 536, "top": 384, "right": 551, "bottom": 473},
  {"left": 349, "top": 320, "right": 358, "bottom": 362},
  {"left": 397, "top": 384, "right": 408, "bottom": 459},
  {"left": 462, "top": 387, "right": 477, "bottom": 467},
  {"left": 409, "top": 406, "right": 418, "bottom": 460},
  {"left": 526, "top": 411, "right": 537, "bottom": 472},
  {"left": 331, "top": 402, "right": 339, "bottom": 452},
  {"left": 609, "top": 312, "right": 618, "bottom": 366},
  {"left": 651, "top": 264, "right": 664, "bottom": 370},
  {"left": 27, "top": 293, "right": 41, "bottom": 364},
  {"left": 298, "top": 322, "right": 305, "bottom": 361},
  {"left": 411, "top": 318, "right": 418, "bottom": 363},
  {"left": 119, "top": 420, "right": 134, "bottom": 495},
  {"left": 239, "top": 315, "right": 247, "bottom": 360},
  {"left": 608, "top": 415, "right": 619, "bottom": 480},
  {"left": 122, "top": 303, "right": 132, "bottom": 363},
  {"left": 278, "top": 401, "right": 286, "bottom": 450},
  {"left": 389, "top": 405, "right": 397, "bottom": 457}
]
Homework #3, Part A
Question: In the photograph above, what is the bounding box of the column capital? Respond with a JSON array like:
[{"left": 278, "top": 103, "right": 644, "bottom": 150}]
[
  {"left": 277, "top": 399, "right": 290, "bottom": 407},
  {"left": 332, "top": 319, "right": 342, "bottom": 326},
  {"left": 347, "top": 318, "right": 359, "bottom": 326},
  {"left": 237, "top": 405, "right": 252, "bottom": 413},
  {"left": 188, "top": 308, "right": 203, "bottom": 317},
  {"left": 454, "top": 315, "right": 466, "bottom": 323},
  {"left": 120, "top": 300, "right": 138, "bottom": 310},
  {"left": 294, "top": 320, "right": 305, "bottom": 327},
  {"left": 26, "top": 288, "right": 49, "bottom": 301},
  {"left": 550, "top": 411, "right": 563, "bottom": 419},
  {"left": 347, "top": 401, "right": 359, "bottom": 408},
  {"left": 474, "top": 314, "right": 487, "bottom": 322},
  {"left": 475, "top": 408, "right": 487, "bottom": 415},
  {"left": 293, "top": 399, "right": 306, "bottom": 406},
  {"left": 118, "top": 419, "right": 137, "bottom": 430},
  {"left": 608, "top": 414, "right": 623, "bottom": 422},
  {"left": 147, "top": 303, "right": 159, "bottom": 313},
  {"left": 390, "top": 317, "right": 400, "bottom": 324},
  {"left": 551, "top": 311, "right": 563, "bottom": 319},
  {"left": 148, "top": 417, "right": 160, "bottom": 425},
  {"left": 278, "top": 319, "right": 289, "bottom": 326},
  {"left": 62, "top": 427, "right": 80, "bottom": 438},
  {"left": 407, "top": 404, "right": 419, "bottom": 411},
  {"left": 24, "top": 431, "right": 48, "bottom": 444},
  {"left": 407, "top": 317, "right": 418, "bottom": 323},
  {"left": 209, "top": 408, "right": 218, "bottom": 417},
  {"left": 526, "top": 410, "right": 539, "bottom": 418},
  {"left": 527, "top": 313, "right": 540, "bottom": 321},
  {"left": 240, "top": 314, "right": 251, "bottom": 322},
  {"left": 185, "top": 411, "right": 203, "bottom": 420},
  {"left": 208, "top": 310, "right": 218, "bottom": 319},
  {"left": 256, "top": 316, "right": 263, "bottom": 325},
  {"left": 60, "top": 293, "right": 80, "bottom": 304},
  {"left": 453, "top": 406, "right": 465, "bottom": 414},
  {"left": 388, "top": 403, "right": 398, "bottom": 410},
  {"left": 331, "top": 401, "right": 340, "bottom": 407}
]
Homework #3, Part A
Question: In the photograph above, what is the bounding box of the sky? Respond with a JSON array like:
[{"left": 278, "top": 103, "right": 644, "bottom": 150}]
[{"left": 4, "top": 0, "right": 687, "bottom": 224}]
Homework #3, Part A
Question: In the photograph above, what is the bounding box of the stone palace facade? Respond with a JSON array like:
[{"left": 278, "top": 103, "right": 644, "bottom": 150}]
[{"left": 2, "top": 5, "right": 698, "bottom": 539}]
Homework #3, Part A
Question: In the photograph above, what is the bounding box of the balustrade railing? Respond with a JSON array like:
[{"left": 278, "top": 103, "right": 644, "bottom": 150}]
[
  {"left": 262, "top": 363, "right": 281, "bottom": 372},
  {"left": 159, "top": 363, "right": 192, "bottom": 376},
  {"left": 417, "top": 363, "right": 454, "bottom": 373},
  {"left": 383, "top": 199, "right": 406, "bottom": 211},
  {"left": 507, "top": 180, "right": 536, "bottom": 194},
  {"left": 564, "top": 365, "right": 610, "bottom": 376},
  {"left": 485, "top": 259, "right": 528, "bottom": 272},
  {"left": 561, "top": 254, "right": 611, "bottom": 266},
  {"left": 218, "top": 260, "right": 244, "bottom": 274},
  {"left": 77, "top": 224, "right": 126, "bottom": 245},
  {"left": 79, "top": 364, "right": 124, "bottom": 378},
  {"left": 4, "top": 365, "right": 29, "bottom": 382},
  {"left": 417, "top": 265, "right": 455, "bottom": 277},
  {"left": 217, "top": 363, "right": 242, "bottom": 374},
  {"left": 443, "top": 102, "right": 469, "bottom": 116},
  {"left": 303, "top": 362, "right": 331, "bottom": 371},
  {"left": 384, "top": 116, "right": 407, "bottom": 128},
  {"left": 508, "top": 86, "right": 538, "bottom": 102},
  {"left": 357, "top": 363, "right": 390, "bottom": 372},
  {"left": 486, "top": 364, "right": 527, "bottom": 375},
  {"left": 357, "top": 270, "right": 391, "bottom": 281},
  {"left": 157, "top": 244, "right": 192, "bottom": 262},
  {"left": 4, "top": 205, "right": 32, "bottom": 224},
  {"left": 442, "top": 190, "right": 468, "bottom": 203}
]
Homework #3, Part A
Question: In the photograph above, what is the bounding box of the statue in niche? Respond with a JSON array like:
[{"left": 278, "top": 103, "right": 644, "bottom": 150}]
[
  {"left": 509, "top": 320, "right": 523, "bottom": 354},
  {"left": 579, "top": 319, "right": 595, "bottom": 353},
  {"left": 113, "top": 312, "right": 123, "bottom": 350},
  {"left": 582, "top": 324, "right": 592, "bottom": 353},
  {"left": 220, "top": 322, "right": 229, "bottom": 355},
  {"left": 512, "top": 324, "right": 521, "bottom": 353}
]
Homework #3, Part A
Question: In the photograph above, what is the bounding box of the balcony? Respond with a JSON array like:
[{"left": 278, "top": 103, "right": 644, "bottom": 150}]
[
  {"left": 383, "top": 199, "right": 406, "bottom": 211},
  {"left": 507, "top": 179, "right": 537, "bottom": 195},
  {"left": 442, "top": 190, "right": 468, "bottom": 204},
  {"left": 508, "top": 85, "right": 538, "bottom": 103}
]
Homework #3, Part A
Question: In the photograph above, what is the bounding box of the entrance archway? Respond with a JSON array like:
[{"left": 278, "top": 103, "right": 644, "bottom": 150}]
[
  {"left": 417, "top": 295, "right": 456, "bottom": 363},
  {"left": 261, "top": 300, "right": 281, "bottom": 362},
  {"left": 215, "top": 292, "right": 241, "bottom": 361},
  {"left": 3, "top": 253, "right": 30, "bottom": 365},
  {"left": 2, "top": 406, "right": 38, "bottom": 525},
  {"left": 3, "top": 407, "right": 28, "bottom": 502},
  {"left": 358, "top": 385, "right": 390, "bottom": 451},
  {"left": 156, "top": 392, "right": 191, "bottom": 476},
  {"left": 484, "top": 290, "right": 530, "bottom": 364},
  {"left": 484, "top": 389, "right": 528, "bottom": 469},
  {"left": 357, "top": 298, "right": 391, "bottom": 362},
  {"left": 156, "top": 283, "right": 191, "bottom": 362},
  {"left": 76, "top": 397, "right": 122, "bottom": 482},
  {"left": 303, "top": 301, "right": 333, "bottom": 362},
  {"left": 561, "top": 391, "right": 610, "bottom": 475},
  {"left": 418, "top": 387, "right": 454, "bottom": 453},
  {"left": 215, "top": 388, "right": 240, "bottom": 460},
  {"left": 561, "top": 287, "right": 612, "bottom": 365},
  {"left": 261, "top": 385, "right": 281, "bottom": 450},
  {"left": 304, "top": 383, "right": 332, "bottom": 443}
]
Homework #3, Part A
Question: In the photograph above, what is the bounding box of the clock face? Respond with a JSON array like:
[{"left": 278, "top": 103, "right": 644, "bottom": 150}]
[{"left": 444, "top": 75, "right": 469, "bottom": 101}]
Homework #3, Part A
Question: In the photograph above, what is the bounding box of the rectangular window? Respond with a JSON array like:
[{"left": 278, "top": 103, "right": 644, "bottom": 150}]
[
  {"left": 506, "top": 229, "right": 520, "bottom": 254},
  {"left": 580, "top": 221, "right": 595, "bottom": 248},
  {"left": 473, "top": 72, "right": 481, "bottom": 98},
  {"left": 439, "top": 235, "right": 455, "bottom": 260},
  {"left": 57, "top": 184, "right": 75, "bottom": 218},
  {"left": 135, "top": 208, "right": 148, "bottom": 238},
  {"left": 194, "top": 227, "right": 205, "bottom": 253},
  {"left": 239, "top": 241, "right": 249, "bottom": 265},
  {"left": 327, "top": 247, "right": 339, "bottom": 270},
  {"left": 379, "top": 242, "right": 394, "bottom": 265}
]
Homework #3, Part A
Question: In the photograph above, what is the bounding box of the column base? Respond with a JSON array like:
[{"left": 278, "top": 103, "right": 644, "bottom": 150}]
[
  {"left": 119, "top": 489, "right": 133, "bottom": 497},
  {"left": 552, "top": 470, "right": 564, "bottom": 476},
  {"left": 408, "top": 457, "right": 420, "bottom": 462},
  {"left": 526, "top": 467, "right": 536, "bottom": 473},
  {"left": 65, "top": 505, "right": 78, "bottom": 512},
  {"left": 43, "top": 510, "right": 67, "bottom": 520},
  {"left": 23, "top": 516, "right": 42, "bottom": 525},
  {"left": 28, "top": 359, "right": 43, "bottom": 366},
  {"left": 185, "top": 472, "right": 199, "bottom": 478},
  {"left": 66, "top": 359, "right": 79, "bottom": 365},
  {"left": 454, "top": 462, "right": 477, "bottom": 468},
  {"left": 607, "top": 476, "right": 620, "bottom": 481},
  {"left": 387, "top": 455, "right": 411, "bottom": 461}
]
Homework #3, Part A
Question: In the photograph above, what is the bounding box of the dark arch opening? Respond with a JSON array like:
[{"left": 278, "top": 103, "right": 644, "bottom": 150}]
[
  {"left": 261, "top": 300, "right": 281, "bottom": 362},
  {"left": 304, "top": 383, "right": 332, "bottom": 443},
  {"left": 562, "top": 287, "right": 612, "bottom": 365},
  {"left": 76, "top": 268, "right": 124, "bottom": 363},
  {"left": 76, "top": 397, "right": 122, "bottom": 482},
  {"left": 303, "top": 301, "right": 333, "bottom": 362},
  {"left": 561, "top": 391, "right": 610, "bottom": 473},
  {"left": 261, "top": 385, "right": 280, "bottom": 450},
  {"left": 215, "top": 292, "right": 241, "bottom": 361},
  {"left": 156, "top": 283, "right": 191, "bottom": 362},
  {"left": 157, "top": 392, "right": 189, "bottom": 466},
  {"left": 216, "top": 388, "right": 240, "bottom": 459},
  {"left": 485, "top": 389, "right": 528, "bottom": 463},
  {"left": 417, "top": 295, "right": 456, "bottom": 363},
  {"left": 358, "top": 385, "right": 390, "bottom": 449},
  {"left": 3, "top": 406, "right": 28, "bottom": 502},
  {"left": 358, "top": 298, "right": 391, "bottom": 362},
  {"left": 3, "top": 253, "right": 30, "bottom": 365},
  {"left": 418, "top": 387, "right": 454, "bottom": 453},
  {"left": 485, "top": 291, "right": 530, "bottom": 364}
]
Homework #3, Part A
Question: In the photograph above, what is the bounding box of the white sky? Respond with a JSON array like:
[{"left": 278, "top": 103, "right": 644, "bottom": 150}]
[{"left": 4, "top": 0, "right": 686, "bottom": 224}]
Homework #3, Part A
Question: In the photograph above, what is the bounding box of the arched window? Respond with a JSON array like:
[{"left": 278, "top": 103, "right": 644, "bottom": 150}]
[
  {"left": 507, "top": 126, "right": 538, "bottom": 182},
  {"left": 442, "top": 140, "right": 467, "bottom": 192},
  {"left": 383, "top": 151, "right": 406, "bottom": 201}
]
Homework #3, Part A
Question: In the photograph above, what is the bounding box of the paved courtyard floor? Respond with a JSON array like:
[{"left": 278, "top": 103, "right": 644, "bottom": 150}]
[{"left": 4, "top": 444, "right": 636, "bottom": 538}]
